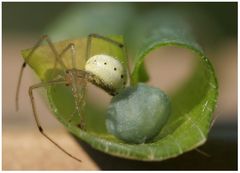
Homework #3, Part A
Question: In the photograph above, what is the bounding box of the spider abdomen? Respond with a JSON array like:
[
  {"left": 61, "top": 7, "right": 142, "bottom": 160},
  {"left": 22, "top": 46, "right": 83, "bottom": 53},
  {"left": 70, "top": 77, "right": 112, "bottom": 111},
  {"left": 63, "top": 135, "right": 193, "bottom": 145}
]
[{"left": 85, "top": 54, "right": 127, "bottom": 95}]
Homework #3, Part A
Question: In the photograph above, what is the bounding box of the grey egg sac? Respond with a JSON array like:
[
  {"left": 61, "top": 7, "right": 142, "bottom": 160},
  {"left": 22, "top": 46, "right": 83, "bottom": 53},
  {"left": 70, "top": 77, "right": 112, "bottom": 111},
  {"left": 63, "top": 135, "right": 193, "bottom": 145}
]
[{"left": 106, "top": 83, "right": 171, "bottom": 144}]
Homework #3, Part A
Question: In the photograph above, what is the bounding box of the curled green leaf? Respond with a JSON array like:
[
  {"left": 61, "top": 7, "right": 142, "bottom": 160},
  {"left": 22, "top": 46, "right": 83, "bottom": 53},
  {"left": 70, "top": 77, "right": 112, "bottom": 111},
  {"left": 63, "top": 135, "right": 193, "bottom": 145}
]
[{"left": 21, "top": 8, "right": 218, "bottom": 161}]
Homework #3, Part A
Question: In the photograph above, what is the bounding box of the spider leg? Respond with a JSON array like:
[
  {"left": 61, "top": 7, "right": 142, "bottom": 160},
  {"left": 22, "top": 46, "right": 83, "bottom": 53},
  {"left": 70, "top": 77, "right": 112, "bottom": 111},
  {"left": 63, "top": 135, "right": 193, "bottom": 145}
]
[
  {"left": 29, "top": 79, "right": 82, "bottom": 163},
  {"left": 86, "top": 33, "right": 124, "bottom": 59},
  {"left": 59, "top": 43, "right": 77, "bottom": 69},
  {"left": 59, "top": 43, "right": 87, "bottom": 130},
  {"left": 16, "top": 35, "right": 67, "bottom": 111}
]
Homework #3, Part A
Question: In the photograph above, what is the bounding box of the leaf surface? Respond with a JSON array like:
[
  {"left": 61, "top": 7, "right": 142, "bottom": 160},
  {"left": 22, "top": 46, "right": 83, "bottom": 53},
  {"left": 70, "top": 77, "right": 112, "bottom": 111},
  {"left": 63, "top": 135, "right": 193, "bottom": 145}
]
[{"left": 21, "top": 8, "right": 218, "bottom": 161}]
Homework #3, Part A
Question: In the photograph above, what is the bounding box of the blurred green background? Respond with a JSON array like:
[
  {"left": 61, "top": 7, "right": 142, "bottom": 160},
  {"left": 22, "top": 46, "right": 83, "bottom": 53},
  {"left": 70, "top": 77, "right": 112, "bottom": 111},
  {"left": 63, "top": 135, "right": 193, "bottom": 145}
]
[
  {"left": 3, "top": 2, "right": 237, "bottom": 37},
  {"left": 3, "top": 2, "right": 237, "bottom": 41},
  {"left": 2, "top": 2, "right": 237, "bottom": 170}
]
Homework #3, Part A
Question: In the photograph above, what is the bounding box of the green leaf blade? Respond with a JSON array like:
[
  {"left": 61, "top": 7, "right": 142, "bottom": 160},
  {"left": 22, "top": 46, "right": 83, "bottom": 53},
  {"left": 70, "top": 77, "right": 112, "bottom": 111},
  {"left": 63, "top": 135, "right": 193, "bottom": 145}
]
[{"left": 21, "top": 7, "right": 218, "bottom": 162}]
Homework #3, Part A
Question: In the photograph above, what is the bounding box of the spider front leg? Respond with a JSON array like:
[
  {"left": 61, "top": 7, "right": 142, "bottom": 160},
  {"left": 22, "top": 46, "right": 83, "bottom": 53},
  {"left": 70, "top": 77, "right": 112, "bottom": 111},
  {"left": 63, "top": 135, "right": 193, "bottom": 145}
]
[
  {"left": 16, "top": 35, "right": 67, "bottom": 111},
  {"left": 29, "top": 79, "right": 82, "bottom": 163}
]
